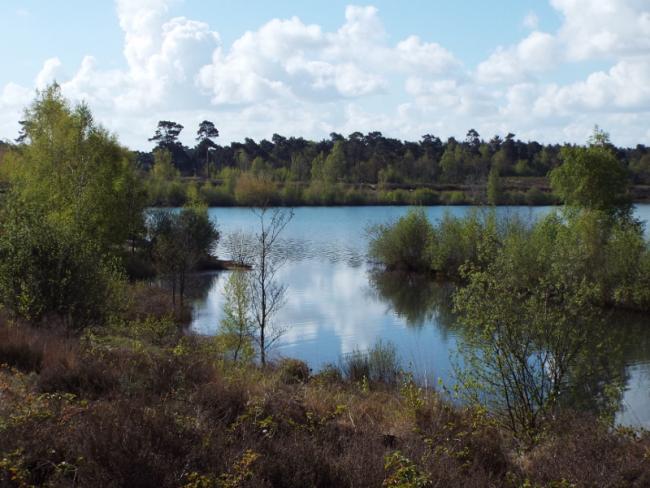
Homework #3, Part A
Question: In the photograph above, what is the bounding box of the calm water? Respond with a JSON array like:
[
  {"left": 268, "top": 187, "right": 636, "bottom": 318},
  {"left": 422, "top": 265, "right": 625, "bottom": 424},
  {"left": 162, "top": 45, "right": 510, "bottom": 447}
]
[{"left": 188, "top": 205, "right": 650, "bottom": 427}]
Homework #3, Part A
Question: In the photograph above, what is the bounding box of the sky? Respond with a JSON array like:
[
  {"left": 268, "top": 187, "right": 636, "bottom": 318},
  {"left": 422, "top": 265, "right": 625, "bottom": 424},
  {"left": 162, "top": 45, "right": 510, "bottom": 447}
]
[{"left": 0, "top": 0, "right": 649, "bottom": 150}]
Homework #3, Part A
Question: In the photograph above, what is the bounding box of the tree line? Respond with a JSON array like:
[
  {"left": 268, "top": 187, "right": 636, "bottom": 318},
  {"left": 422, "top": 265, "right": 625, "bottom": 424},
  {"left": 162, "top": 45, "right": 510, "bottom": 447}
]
[{"left": 135, "top": 121, "right": 650, "bottom": 186}]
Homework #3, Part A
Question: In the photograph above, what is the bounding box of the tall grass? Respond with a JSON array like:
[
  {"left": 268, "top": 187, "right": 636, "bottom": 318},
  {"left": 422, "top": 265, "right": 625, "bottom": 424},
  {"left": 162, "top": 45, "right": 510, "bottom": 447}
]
[{"left": 340, "top": 339, "right": 400, "bottom": 385}]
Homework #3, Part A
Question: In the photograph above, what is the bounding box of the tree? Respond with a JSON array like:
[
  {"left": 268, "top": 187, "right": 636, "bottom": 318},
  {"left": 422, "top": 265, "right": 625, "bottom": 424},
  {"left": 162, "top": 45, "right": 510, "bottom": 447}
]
[
  {"left": 196, "top": 120, "right": 219, "bottom": 178},
  {"left": 440, "top": 142, "right": 462, "bottom": 183},
  {"left": 289, "top": 152, "right": 311, "bottom": 181},
  {"left": 310, "top": 152, "right": 326, "bottom": 181},
  {"left": 149, "top": 207, "right": 219, "bottom": 309},
  {"left": 223, "top": 230, "right": 255, "bottom": 266},
  {"left": 323, "top": 141, "right": 346, "bottom": 183},
  {"left": 465, "top": 128, "right": 481, "bottom": 152},
  {"left": 248, "top": 208, "right": 294, "bottom": 366},
  {"left": 7, "top": 83, "right": 144, "bottom": 255},
  {"left": 152, "top": 148, "right": 179, "bottom": 180},
  {"left": 550, "top": 128, "right": 631, "bottom": 219},
  {"left": 487, "top": 165, "right": 501, "bottom": 205},
  {"left": 454, "top": 231, "right": 618, "bottom": 440},
  {"left": 149, "top": 120, "right": 184, "bottom": 146},
  {"left": 219, "top": 271, "right": 255, "bottom": 362},
  {"left": 0, "top": 202, "right": 121, "bottom": 329}
]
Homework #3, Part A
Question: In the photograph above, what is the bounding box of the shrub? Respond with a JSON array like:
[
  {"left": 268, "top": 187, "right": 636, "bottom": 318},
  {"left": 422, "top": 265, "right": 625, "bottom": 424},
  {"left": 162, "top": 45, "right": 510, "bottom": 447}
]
[
  {"left": 525, "top": 186, "right": 548, "bottom": 205},
  {"left": 429, "top": 210, "right": 503, "bottom": 277},
  {"left": 234, "top": 173, "right": 279, "bottom": 206},
  {"left": 368, "top": 209, "right": 434, "bottom": 272},
  {"left": 277, "top": 358, "right": 311, "bottom": 384},
  {"left": 37, "top": 350, "right": 117, "bottom": 397},
  {"left": 200, "top": 182, "right": 235, "bottom": 206},
  {"left": 368, "top": 340, "right": 400, "bottom": 385},
  {"left": 411, "top": 188, "right": 440, "bottom": 206},
  {"left": 340, "top": 340, "right": 400, "bottom": 386},
  {"left": 445, "top": 191, "right": 467, "bottom": 204},
  {"left": 282, "top": 182, "right": 304, "bottom": 206},
  {"left": 0, "top": 205, "right": 123, "bottom": 330},
  {"left": 0, "top": 324, "right": 45, "bottom": 371},
  {"left": 340, "top": 349, "right": 371, "bottom": 383},
  {"left": 313, "top": 363, "right": 343, "bottom": 384}
]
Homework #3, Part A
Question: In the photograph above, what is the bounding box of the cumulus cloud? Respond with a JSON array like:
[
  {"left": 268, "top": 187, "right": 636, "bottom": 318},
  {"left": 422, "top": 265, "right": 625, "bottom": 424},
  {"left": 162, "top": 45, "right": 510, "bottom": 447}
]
[
  {"left": 535, "top": 57, "right": 650, "bottom": 115},
  {"left": 1, "top": 0, "right": 650, "bottom": 148},
  {"left": 476, "top": 31, "right": 559, "bottom": 83},
  {"left": 551, "top": 0, "right": 650, "bottom": 60},
  {"left": 197, "top": 7, "right": 460, "bottom": 106},
  {"left": 35, "top": 57, "right": 63, "bottom": 89}
]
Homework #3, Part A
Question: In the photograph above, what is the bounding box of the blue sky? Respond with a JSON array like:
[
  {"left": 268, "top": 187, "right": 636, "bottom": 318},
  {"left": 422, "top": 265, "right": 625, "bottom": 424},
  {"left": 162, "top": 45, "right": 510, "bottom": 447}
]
[{"left": 0, "top": 0, "right": 649, "bottom": 149}]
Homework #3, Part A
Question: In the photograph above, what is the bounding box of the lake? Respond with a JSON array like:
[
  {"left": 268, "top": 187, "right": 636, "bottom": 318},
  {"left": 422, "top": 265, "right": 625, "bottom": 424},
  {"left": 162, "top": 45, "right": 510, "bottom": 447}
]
[{"left": 188, "top": 205, "right": 650, "bottom": 427}]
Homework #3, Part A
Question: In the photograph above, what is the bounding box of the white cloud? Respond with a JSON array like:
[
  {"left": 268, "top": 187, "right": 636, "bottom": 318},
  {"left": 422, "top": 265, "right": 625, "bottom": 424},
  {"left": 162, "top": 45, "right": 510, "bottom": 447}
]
[
  {"left": 1, "top": 0, "right": 650, "bottom": 148},
  {"left": 523, "top": 11, "right": 539, "bottom": 30},
  {"left": 197, "top": 8, "right": 460, "bottom": 106},
  {"left": 35, "top": 57, "right": 63, "bottom": 89},
  {"left": 476, "top": 31, "right": 559, "bottom": 83},
  {"left": 534, "top": 56, "right": 650, "bottom": 115},
  {"left": 551, "top": 0, "right": 650, "bottom": 60}
]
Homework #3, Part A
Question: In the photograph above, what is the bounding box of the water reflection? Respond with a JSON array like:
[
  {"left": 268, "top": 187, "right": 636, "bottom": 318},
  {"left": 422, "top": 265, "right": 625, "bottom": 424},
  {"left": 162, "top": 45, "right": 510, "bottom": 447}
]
[
  {"left": 187, "top": 205, "right": 650, "bottom": 428},
  {"left": 367, "top": 271, "right": 457, "bottom": 331}
]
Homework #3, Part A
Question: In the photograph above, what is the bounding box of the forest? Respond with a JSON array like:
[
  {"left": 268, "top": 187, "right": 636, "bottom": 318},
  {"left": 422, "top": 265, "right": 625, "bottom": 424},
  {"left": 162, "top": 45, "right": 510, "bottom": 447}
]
[{"left": 131, "top": 120, "right": 650, "bottom": 206}]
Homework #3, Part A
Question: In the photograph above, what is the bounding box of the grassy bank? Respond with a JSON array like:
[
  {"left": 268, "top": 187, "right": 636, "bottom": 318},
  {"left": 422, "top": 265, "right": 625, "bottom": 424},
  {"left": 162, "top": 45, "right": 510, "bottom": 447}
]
[
  {"left": 144, "top": 174, "right": 650, "bottom": 208},
  {"left": 147, "top": 176, "right": 563, "bottom": 207},
  {"left": 0, "top": 297, "right": 649, "bottom": 488}
]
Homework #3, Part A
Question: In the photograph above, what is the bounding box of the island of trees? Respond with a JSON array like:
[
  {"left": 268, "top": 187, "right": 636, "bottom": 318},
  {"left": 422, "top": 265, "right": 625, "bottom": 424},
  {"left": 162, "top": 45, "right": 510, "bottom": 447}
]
[{"left": 0, "top": 85, "right": 649, "bottom": 487}]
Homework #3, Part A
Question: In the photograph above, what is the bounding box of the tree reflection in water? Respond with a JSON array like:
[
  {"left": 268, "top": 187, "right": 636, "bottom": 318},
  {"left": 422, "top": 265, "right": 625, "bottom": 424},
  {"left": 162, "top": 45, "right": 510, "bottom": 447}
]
[{"left": 367, "top": 270, "right": 457, "bottom": 332}]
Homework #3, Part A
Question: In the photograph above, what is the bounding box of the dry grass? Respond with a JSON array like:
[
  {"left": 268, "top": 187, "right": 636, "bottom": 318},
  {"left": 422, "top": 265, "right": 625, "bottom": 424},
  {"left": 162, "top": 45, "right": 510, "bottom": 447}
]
[{"left": 0, "top": 322, "right": 649, "bottom": 487}]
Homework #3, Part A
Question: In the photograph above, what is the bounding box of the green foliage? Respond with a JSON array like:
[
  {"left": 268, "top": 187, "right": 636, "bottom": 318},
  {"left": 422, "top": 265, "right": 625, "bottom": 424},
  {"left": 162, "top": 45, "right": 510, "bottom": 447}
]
[
  {"left": 218, "top": 271, "right": 255, "bottom": 362},
  {"left": 541, "top": 210, "right": 650, "bottom": 310},
  {"left": 368, "top": 209, "right": 434, "bottom": 271},
  {"left": 383, "top": 451, "right": 431, "bottom": 487},
  {"left": 487, "top": 165, "right": 501, "bottom": 205},
  {"left": 524, "top": 186, "right": 549, "bottom": 205},
  {"left": 450, "top": 209, "right": 646, "bottom": 438},
  {"left": 234, "top": 173, "right": 278, "bottom": 206},
  {"left": 117, "top": 316, "right": 179, "bottom": 347},
  {"left": 10, "top": 84, "right": 144, "bottom": 254},
  {"left": 429, "top": 210, "right": 501, "bottom": 276},
  {"left": 323, "top": 141, "right": 346, "bottom": 183},
  {"left": 340, "top": 339, "right": 400, "bottom": 386},
  {"left": 0, "top": 85, "right": 149, "bottom": 329},
  {"left": 148, "top": 206, "right": 219, "bottom": 307},
  {"left": 0, "top": 203, "right": 122, "bottom": 329},
  {"left": 550, "top": 137, "right": 631, "bottom": 218},
  {"left": 152, "top": 148, "right": 179, "bottom": 180}
]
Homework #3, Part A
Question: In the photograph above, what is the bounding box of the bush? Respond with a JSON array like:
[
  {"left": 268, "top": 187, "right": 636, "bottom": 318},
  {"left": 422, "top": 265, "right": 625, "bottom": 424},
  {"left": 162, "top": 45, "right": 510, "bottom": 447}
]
[
  {"left": 313, "top": 363, "right": 343, "bottom": 384},
  {"left": 368, "top": 209, "right": 434, "bottom": 272},
  {"left": 234, "top": 173, "right": 279, "bottom": 206},
  {"left": 429, "top": 210, "right": 501, "bottom": 276},
  {"left": 37, "top": 350, "right": 117, "bottom": 397},
  {"left": 282, "top": 182, "right": 304, "bottom": 206},
  {"left": 525, "top": 186, "right": 549, "bottom": 205},
  {"left": 340, "top": 340, "right": 400, "bottom": 386},
  {"left": 444, "top": 191, "right": 467, "bottom": 204},
  {"left": 0, "top": 205, "right": 123, "bottom": 330},
  {"left": 0, "top": 324, "right": 46, "bottom": 371},
  {"left": 277, "top": 358, "right": 311, "bottom": 384},
  {"left": 411, "top": 188, "right": 440, "bottom": 205},
  {"left": 199, "top": 182, "right": 235, "bottom": 206}
]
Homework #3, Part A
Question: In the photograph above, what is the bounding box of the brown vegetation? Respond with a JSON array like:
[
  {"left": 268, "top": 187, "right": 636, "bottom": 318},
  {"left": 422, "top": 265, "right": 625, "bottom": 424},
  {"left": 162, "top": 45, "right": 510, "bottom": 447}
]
[{"left": 1, "top": 309, "right": 649, "bottom": 487}]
